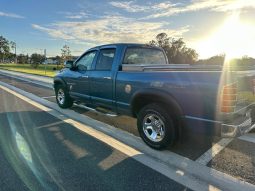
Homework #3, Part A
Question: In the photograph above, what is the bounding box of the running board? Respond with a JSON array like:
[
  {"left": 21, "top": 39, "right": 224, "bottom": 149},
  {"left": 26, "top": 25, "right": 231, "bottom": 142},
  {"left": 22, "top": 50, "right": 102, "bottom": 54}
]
[{"left": 73, "top": 103, "right": 118, "bottom": 117}]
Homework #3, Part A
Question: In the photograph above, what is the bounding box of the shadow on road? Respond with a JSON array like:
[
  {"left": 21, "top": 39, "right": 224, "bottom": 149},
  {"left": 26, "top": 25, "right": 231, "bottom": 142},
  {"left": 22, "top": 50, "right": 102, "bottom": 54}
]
[{"left": 0, "top": 110, "right": 188, "bottom": 191}]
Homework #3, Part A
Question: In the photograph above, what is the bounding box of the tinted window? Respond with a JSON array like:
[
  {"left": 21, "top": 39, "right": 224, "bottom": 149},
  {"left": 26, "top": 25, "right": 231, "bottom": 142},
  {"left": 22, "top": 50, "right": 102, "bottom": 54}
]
[
  {"left": 95, "top": 49, "right": 116, "bottom": 70},
  {"left": 76, "top": 51, "right": 97, "bottom": 70},
  {"left": 123, "top": 47, "right": 167, "bottom": 65}
]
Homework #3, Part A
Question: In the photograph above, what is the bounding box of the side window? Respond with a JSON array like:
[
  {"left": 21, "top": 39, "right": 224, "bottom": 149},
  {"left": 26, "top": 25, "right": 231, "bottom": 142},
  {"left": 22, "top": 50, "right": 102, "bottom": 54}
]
[
  {"left": 75, "top": 51, "right": 97, "bottom": 71},
  {"left": 123, "top": 47, "right": 167, "bottom": 65},
  {"left": 95, "top": 49, "right": 116, "bottom": 70}
]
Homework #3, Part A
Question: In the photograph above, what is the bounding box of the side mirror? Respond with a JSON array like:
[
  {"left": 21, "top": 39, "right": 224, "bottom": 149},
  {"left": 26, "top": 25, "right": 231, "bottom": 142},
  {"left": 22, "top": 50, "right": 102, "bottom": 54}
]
[
  {"left": 64, "top": 60, "right": 74, "bottom": 68},
  {"left": 77, "top": 65, "right": 87, "bottom": 71}
]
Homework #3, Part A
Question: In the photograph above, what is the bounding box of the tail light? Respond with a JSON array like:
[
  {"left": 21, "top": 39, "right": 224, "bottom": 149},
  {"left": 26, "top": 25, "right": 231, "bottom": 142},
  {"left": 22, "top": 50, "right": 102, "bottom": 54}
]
[{"left": 220, "top": 82, "right": 237, "bottom": 113}]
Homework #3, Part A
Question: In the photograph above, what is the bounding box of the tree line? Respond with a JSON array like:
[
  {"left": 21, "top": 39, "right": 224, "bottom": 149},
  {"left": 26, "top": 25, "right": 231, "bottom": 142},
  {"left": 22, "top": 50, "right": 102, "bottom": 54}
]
[
  {"left": 1, "top": 34, "right": 254, "bottom": 67},
  {"left": 149, "top": 33, "right": 255, "bottom": 66},
  {"left": 149, "top": 33, "right": 198, "bottom": 64},
  {"left": 0, "top": 35, "right": 73, "bottom": 68}
]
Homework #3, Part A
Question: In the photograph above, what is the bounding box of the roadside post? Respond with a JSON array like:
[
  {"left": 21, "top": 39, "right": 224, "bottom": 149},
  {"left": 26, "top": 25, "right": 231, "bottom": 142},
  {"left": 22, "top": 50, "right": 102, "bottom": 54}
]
[{"left": 44, "top": 49, "right": 47, "bottom": 76}]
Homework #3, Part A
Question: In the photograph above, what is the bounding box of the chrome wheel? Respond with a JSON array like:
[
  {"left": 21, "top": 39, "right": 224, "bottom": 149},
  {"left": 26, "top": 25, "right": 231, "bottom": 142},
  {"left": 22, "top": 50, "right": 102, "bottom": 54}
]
[
  {"left": 57, "top": 88, "right": 65, "bottom": 105},
  {"left": 143, "top": 114, "right": 165, "bottom": 142}
]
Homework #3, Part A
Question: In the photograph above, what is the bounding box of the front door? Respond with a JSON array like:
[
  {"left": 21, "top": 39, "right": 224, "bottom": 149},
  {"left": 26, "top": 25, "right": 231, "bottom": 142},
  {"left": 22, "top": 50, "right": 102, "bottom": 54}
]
[{"left": 69, "top": 50, "right": 97, "bottom": 103}]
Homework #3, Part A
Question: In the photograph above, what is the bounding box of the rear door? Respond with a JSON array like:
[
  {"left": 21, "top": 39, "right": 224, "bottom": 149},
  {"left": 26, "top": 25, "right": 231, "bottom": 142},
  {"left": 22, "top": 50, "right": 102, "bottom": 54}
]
[{"left": 90, "top": 48, "right": 116, "bottom": 110}]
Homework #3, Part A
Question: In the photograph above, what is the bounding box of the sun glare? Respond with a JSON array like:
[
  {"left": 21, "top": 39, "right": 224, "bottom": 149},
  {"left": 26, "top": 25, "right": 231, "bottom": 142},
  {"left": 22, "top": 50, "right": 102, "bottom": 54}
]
[{"left": 196, "top": 12, "right": 255, "bottom": 59}]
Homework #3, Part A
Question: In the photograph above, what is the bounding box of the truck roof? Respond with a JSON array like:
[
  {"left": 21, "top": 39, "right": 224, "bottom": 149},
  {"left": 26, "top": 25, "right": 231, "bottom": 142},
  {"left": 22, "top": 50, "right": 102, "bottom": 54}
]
[{"left": 87, "top": 43, "right": 162, "bottom": 51}]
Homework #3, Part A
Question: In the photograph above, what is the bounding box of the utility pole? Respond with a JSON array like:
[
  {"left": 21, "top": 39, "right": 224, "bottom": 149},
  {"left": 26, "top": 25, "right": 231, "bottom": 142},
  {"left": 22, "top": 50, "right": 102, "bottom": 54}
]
[
  {"left": 44, "top": 49, "right": 47, "bottom": 75},
  {"left": 11, "top": 41, "right": 17, "bottom": 64},
  {"left": 44, "top": 49, "right": 46, "bottom": 58},
  {"left": 15, "top": 43, "right": 17, "bottom": 64}
]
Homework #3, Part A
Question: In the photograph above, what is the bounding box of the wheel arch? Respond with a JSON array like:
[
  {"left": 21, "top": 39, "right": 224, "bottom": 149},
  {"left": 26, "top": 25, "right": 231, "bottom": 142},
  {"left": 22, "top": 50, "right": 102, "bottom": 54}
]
[
  {"left": 53, "top": 77, "right": 67, "bottom": 90},
  {"left": 131, "top": 89, "right": 183, "bottom": 117},
  {"left": 131, "top": 88, "right": 184, "bottom": 139}
]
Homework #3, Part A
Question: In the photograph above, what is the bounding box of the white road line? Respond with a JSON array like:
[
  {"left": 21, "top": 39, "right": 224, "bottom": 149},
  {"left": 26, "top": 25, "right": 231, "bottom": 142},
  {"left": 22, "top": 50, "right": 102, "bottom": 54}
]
[
  {"left": 0, "top": 70, "right": 52, "bottom": 89},
  {"left": 41, "top": 95, "right": 56, "bottom": 99},
  {"left": 196, "top": 138, "right": 233, "bottom": 166},
  {"left": 0, "top": 69, "right": 53, "bottom": 83},
  {"left": 238, "top": 133, "right": 255, "bottom": 144},
  {"left": 1, "top": 81, "right": 255, "bottom": 191}
]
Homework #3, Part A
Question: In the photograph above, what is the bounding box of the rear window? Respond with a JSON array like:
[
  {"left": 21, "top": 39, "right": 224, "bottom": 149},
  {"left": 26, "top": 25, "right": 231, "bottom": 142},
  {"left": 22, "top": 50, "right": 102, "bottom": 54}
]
[{"left": 123, "top": 47, "right": 167, "bottom": 65}]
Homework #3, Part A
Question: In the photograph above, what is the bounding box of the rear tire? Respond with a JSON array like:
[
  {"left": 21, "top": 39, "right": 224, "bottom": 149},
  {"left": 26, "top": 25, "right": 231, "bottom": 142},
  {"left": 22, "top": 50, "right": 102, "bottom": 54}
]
[
  {"left": 55, "top": 85, "right": 73, "bottom": 108},
  {"left": 137, "top": 103, "right": 176, "bottom": 150}
]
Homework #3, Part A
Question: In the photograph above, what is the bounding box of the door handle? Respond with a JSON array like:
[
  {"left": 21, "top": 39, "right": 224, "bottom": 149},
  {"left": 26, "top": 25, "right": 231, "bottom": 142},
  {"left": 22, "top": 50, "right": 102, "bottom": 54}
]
[
  {"left": 81, "top": 75, "right": 89, "bottom": 78},
  {"left": 103, "top": 77, "right": 111, "bottom": 80}
]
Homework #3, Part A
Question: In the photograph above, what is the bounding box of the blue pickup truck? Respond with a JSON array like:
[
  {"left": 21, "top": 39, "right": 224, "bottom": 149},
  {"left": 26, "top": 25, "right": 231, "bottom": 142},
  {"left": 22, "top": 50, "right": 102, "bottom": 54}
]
[{"left": 54, "top": 43, "right": 255, "bottom": 149}]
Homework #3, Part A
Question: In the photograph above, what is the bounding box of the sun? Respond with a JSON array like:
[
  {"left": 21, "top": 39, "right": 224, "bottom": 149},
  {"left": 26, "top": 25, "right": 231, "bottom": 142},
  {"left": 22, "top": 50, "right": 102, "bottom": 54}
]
[{"left": 196, "top": 12, "right": 255, "bottom": 59}]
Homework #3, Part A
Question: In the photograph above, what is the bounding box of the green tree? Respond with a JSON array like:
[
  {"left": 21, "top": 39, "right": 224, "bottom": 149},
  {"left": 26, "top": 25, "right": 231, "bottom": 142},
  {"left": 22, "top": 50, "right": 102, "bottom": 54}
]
[
  {"left": 241, "top": 56, "right": 255, "bottom": 66},
  {"left": 30, "top": 53, "right": 45, "bottom": 68},
  {"left": 53, "top": 55, "right": 61, "bottom": 69},
  {"left": 5, "top": 52, "right": 16, "bottom": 62},
  {"left": 17, "top": 54, "right": 29, "bottom": 64},
  {"left": 149, "top": 33, "right": 198, "bottom": 64},
  {"left": 196, "top": 54, "right": 225, "bottom": 65},
  {"left": 0, "top": 36, "right": 10, "bottom": 62},
  {"left": 61, "top": 44, "right": 72, "bottom": 64}
]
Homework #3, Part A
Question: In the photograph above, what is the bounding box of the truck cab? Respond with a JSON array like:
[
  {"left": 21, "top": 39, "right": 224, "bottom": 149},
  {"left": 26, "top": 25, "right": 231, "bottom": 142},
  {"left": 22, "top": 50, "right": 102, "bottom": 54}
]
[{"left": 54, "top": 43, "right": 167, "bottom": 113}]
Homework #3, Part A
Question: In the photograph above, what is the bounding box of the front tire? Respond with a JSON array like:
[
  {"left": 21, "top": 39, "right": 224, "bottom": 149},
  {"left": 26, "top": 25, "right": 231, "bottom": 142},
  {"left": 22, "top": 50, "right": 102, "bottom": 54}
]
[
  {"left": 137, "top": 103, "right": 176, "bottom": 150},
  {"left": 55, "top": 85, "right": 73, "bottom": 108}
]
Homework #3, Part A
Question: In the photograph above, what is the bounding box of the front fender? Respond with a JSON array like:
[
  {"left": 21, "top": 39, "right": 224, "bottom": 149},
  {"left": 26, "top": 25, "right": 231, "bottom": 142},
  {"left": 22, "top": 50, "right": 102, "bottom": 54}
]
[{"left": 53, "top": 77, "right": 67, "bottom": 90}]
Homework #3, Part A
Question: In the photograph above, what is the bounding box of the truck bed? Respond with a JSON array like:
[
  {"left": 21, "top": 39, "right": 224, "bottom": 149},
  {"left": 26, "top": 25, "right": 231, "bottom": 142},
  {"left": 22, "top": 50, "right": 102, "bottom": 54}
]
[{"left": 122, "top": 64, "right": 223, "bottom": 72}]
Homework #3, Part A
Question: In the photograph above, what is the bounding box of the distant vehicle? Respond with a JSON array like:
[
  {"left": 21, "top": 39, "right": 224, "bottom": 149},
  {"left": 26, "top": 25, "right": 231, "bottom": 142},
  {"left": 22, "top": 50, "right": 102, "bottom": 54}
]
[
  {"left": 43, "top": 58, "right": 59, "bottom": 65},
  {"left": 54, "top": 43, "right": 255, "bottom": 149}
]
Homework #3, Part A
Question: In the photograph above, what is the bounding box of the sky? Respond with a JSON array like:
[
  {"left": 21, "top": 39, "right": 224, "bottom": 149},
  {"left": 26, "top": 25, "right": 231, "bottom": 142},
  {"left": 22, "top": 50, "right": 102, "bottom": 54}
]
[{"left": 0, "top": 0, "right": 255, "bottom": 59}]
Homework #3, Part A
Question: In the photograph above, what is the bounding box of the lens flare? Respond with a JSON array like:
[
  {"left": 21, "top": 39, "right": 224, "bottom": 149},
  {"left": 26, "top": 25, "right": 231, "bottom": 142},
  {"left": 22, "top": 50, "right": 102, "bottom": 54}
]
[{"left": 197, "top": 12, "right": 255, "bottom": 59}]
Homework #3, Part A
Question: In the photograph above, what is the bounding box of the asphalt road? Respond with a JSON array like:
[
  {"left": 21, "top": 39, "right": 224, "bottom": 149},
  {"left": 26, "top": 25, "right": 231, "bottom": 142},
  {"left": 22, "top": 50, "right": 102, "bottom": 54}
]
[
  {"left": 208, "top": 138, "right": 255, "bottom": 184},
  {"left": 0, "top": 84, "right": 190, "bottom": 191}
]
